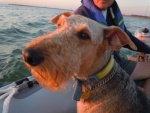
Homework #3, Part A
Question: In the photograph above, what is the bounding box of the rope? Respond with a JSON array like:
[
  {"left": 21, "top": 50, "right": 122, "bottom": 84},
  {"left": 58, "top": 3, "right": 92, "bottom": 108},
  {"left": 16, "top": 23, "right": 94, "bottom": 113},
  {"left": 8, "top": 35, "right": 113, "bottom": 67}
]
[
  {"left": 0, "top": 76, "right": 35, "bottom": 113},
  {"left": 0, "top": 86, "right": 18, "bottom": 113}
]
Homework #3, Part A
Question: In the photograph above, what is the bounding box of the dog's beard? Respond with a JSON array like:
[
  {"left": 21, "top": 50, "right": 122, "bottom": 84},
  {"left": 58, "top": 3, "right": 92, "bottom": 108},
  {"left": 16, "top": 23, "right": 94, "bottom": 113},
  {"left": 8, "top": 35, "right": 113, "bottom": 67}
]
[{"left": 29, "top": 63, "right": 70, "bottom": 91}]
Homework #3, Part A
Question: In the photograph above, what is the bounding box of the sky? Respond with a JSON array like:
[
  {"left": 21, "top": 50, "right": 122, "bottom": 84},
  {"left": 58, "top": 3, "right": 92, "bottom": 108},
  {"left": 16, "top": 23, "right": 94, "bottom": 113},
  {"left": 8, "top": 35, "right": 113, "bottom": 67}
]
[{"left": 0, "top": 0, "right": 150, "bottom": 16}]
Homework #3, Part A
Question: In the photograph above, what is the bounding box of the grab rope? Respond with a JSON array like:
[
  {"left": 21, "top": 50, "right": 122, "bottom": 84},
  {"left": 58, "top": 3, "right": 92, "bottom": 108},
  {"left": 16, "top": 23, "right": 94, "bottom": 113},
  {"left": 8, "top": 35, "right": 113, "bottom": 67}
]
[
  {"left": 0, "top": 86, "right": 18, "bottom": 113},
  {"left": 0, "top": 76, "right": 36, "bottom": 113}
]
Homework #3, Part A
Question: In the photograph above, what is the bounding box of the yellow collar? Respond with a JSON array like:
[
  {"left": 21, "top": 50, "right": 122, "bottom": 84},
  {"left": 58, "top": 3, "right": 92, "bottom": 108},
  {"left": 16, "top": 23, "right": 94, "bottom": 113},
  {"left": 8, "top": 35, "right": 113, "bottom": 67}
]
[
  {"left": 97, "top": 55, "right": 114, "bottom": 79},
  {"left": 80, "top": 56, "right": 115, "bottom": 100},
  {"left": 73, "top": 55, "right": 115, "bottom": 101}
]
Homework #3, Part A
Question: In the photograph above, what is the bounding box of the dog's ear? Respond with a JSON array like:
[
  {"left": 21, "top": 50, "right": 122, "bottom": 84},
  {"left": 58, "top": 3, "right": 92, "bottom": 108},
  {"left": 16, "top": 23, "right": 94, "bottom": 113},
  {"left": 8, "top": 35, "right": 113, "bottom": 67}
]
[
  {"left": 103, "top": 26, "right": 137, "bottom": 51},
  {"left": 51, "top": 12, "right": 72, "bottom": 24}
]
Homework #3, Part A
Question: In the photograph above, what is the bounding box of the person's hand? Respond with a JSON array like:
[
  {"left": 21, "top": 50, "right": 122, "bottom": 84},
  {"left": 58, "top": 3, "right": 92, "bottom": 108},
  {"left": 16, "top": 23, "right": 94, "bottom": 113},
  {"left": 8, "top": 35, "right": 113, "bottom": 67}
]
[{"left": 137, "top": 52, "right": 149, "bottom": 62}]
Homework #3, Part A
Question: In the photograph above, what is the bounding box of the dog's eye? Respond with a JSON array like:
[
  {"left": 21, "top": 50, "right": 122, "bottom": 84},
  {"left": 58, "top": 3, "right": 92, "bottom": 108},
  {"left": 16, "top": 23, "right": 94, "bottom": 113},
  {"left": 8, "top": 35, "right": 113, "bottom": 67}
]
[
  {"left": 77, "top": 31, "right": 90, "bottom": 40},
  {"left": 57, "top": 24, "right": 61, "bottom": 27}
]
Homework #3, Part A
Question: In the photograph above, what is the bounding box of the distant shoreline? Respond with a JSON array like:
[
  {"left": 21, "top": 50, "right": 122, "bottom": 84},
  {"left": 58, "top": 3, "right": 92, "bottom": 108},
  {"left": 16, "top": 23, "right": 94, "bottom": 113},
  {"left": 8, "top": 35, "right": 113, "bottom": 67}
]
[
  {"left": 8, "top": 3, "right": 73, "bottom": 11},
  {"left": 123, "top": 14, "right": 150, "bottom": 19},
  {"left": 6, "top": 4, "right": 150, "bottom": 18}
]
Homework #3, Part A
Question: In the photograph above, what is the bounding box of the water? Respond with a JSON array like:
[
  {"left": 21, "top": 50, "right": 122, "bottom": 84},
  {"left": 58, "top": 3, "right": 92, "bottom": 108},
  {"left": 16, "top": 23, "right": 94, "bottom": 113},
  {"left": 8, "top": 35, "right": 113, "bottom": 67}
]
[
  {"left": 0, "top": 4, "right": 150, "bottom": 87},
  {"left": 0, "top": 4, "right": 71, "bottom": 87}
]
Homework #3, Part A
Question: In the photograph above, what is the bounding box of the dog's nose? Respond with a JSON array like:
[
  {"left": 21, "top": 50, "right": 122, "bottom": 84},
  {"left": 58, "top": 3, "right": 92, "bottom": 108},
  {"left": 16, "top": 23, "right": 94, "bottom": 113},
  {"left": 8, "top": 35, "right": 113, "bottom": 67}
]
[{"left": 22, "top": 48, "right": 44, "bottom": 66}]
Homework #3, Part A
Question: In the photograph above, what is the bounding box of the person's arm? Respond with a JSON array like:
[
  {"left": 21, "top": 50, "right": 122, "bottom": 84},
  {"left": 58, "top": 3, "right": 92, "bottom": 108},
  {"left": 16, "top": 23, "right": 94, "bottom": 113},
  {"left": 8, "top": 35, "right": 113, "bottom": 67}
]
[{"left": 124, "top": 26, "right": 150, "bottom": 53}]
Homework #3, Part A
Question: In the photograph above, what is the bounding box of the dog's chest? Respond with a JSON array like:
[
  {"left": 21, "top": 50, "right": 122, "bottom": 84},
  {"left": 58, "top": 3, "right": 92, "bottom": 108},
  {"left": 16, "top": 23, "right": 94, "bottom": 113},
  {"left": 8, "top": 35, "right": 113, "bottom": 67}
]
[{"left": 76, "top": 67, "right": 138, "bottom": 113}]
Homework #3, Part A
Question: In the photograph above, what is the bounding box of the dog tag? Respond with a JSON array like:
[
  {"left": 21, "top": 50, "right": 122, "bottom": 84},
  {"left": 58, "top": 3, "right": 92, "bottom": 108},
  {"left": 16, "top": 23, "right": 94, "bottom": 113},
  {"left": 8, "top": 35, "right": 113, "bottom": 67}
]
[
  {"left": 81, "top": 92, "right": 90, "bottom": 100},
  {"left": 72, "top": 80, "right": 82, "bottom": 101}
]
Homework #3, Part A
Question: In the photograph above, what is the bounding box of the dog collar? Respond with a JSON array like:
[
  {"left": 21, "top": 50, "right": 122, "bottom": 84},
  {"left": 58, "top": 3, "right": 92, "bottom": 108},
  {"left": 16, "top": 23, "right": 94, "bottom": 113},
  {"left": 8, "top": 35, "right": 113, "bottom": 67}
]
[
  {"left": 97, "top": 55, "right": 114, "bottom": 79},
  {"left": 73, "top": 55, "right": 115, "bottom": 101}
]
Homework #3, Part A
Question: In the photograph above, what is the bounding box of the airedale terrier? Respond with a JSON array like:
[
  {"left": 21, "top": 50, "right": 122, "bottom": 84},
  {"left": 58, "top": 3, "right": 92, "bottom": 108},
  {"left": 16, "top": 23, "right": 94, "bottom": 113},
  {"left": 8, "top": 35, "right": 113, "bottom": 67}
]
[{"left": 22, "top": 12, "right": 150, "bottom": 113}]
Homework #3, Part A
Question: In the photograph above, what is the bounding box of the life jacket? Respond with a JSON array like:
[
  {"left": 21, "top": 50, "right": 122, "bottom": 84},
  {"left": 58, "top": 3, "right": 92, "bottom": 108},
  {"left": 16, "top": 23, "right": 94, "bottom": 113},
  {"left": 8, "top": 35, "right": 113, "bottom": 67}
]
[{"left": 81, "top": 0, "right": 125, "bottom": 30}]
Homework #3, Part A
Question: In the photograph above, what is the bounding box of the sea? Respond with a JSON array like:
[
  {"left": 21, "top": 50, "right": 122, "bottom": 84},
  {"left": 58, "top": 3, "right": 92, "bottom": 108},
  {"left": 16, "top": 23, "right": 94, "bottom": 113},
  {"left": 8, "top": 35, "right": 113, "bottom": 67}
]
[{"left": 0, "top": 4, "right": 150, "bottom": 87}]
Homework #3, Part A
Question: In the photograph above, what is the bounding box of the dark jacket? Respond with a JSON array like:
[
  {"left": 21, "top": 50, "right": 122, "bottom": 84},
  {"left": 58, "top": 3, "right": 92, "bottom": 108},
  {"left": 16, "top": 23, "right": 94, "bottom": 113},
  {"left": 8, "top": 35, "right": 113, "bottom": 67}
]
[{"left": 74, "top": 5, "right": 150, "bottom": 70}]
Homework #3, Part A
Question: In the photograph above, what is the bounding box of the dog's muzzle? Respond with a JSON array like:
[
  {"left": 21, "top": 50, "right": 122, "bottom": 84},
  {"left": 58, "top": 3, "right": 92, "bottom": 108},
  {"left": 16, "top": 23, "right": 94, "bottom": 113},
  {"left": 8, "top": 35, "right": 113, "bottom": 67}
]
[{"left": 22, "top": 48, "right": 44, "bottom": 66}]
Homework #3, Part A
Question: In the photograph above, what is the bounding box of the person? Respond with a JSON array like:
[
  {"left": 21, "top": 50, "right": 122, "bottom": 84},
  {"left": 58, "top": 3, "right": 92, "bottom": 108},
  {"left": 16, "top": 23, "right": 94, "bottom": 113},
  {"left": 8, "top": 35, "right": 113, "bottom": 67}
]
[{"left": 74, "top": 0, "right": 150, "bottom": 98}]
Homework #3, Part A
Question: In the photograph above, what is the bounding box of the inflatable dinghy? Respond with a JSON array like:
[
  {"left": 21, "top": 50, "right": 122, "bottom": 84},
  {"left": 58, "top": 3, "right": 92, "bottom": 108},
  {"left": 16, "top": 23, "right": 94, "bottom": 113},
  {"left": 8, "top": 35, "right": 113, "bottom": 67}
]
[{"left": 127, "top": 27, "right": 150, "bottom": 62}]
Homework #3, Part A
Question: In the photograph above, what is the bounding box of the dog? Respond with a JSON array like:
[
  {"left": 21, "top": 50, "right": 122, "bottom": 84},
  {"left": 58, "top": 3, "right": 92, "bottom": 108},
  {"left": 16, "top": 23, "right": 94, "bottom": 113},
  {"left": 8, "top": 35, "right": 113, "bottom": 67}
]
[{"left": 22, "top": 12, "right": 150, "bottom": 113}]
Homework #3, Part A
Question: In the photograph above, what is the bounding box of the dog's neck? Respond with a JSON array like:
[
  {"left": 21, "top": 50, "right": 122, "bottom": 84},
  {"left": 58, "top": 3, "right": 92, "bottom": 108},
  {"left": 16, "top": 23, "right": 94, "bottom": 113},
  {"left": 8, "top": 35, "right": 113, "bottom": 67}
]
[{"left": 73, "top": 55, "right": 117, "bottom": 101}]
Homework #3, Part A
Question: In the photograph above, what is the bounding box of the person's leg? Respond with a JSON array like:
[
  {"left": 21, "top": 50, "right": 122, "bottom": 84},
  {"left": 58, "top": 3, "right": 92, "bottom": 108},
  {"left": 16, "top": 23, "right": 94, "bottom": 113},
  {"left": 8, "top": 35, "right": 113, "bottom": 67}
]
[
  {"left": 131, "top": 62, "right": 150, "bottom": 99},
  {"left": 131, "top": 62, "right": 150, "bottom": 79},
  {"left": 143, "top": 79, "right": 150, "bottom": 99}
]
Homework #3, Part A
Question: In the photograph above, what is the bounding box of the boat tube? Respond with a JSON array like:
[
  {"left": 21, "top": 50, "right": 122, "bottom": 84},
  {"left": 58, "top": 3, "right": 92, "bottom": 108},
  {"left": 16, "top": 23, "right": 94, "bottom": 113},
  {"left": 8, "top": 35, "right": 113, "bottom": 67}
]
[{"left": 0, "top": 76, "right": 76, "bottom": 113}]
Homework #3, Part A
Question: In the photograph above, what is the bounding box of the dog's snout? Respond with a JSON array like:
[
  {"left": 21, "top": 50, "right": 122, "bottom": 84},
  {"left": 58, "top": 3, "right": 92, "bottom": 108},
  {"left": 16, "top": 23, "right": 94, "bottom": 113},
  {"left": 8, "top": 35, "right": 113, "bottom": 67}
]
[{"left": 22, "top": 48, "right": 44, "bottom": 66}]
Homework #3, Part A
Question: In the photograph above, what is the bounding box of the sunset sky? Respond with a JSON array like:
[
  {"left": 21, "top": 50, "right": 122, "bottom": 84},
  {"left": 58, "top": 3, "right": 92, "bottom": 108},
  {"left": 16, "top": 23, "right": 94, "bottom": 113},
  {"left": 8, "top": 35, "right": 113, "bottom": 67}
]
[{"left": 0, "top": 0, "right": 150, "bottom": 16}]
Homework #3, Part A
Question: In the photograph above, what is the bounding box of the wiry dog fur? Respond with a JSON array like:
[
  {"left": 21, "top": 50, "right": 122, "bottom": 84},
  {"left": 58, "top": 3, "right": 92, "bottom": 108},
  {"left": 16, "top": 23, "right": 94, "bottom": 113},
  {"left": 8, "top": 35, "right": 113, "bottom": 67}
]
[{"left": 23, "top": 12, "right": 150, "bottom": 113}]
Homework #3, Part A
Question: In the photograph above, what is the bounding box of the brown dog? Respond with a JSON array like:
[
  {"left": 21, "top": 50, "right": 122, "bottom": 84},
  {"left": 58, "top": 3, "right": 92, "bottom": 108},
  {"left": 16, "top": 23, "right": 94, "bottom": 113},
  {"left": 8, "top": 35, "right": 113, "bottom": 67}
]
[{"left": 22, "top": 12, "right": 150, "bottom": 113}]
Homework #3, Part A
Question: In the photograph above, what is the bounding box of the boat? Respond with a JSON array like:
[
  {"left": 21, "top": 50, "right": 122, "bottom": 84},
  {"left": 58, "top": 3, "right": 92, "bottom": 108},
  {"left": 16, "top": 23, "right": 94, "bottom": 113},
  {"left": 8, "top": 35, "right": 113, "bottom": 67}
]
[
  {"left": 127, "top": 27, "right": 150, "bottom": 62},
  {"left": 0, "top": 76, "right": 77, "bottom": 113}
]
